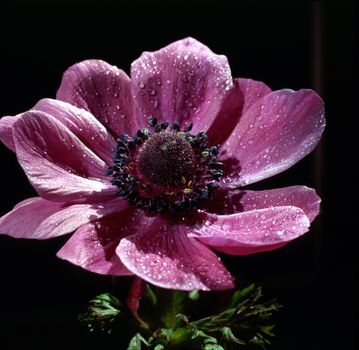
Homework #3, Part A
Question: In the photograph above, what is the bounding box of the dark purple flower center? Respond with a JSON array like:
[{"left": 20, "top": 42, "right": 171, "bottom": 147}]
[
  {"left": 136, "top": 132, "right": 196, "bottom": 189},
  {"left": 107, "top": 118, "right": 224, "bottom": 212}
]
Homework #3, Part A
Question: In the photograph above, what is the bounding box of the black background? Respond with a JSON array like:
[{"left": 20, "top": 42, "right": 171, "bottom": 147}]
[{"left": 0, "top": 1, "right": 356, "bottom": 349}]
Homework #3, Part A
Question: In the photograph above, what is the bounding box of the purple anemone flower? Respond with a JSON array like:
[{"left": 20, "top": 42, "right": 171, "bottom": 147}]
[{"left": 0, "top": 38, "right": 325, "bottom": 291}]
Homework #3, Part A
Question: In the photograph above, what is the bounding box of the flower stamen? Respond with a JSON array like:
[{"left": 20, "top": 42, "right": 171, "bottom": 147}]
[{"left": 107, "top": 118, "right": 224, "bottom": 212}]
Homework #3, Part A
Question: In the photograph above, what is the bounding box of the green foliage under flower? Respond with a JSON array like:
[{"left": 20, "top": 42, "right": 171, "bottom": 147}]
[{"left": 79, "top": 284, "right": 281, "bottom": 349}]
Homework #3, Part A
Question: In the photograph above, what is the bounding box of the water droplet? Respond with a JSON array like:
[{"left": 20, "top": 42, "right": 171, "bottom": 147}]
[
  {"left": 138, "top": 81, "right": 145, "bottom": 89},
  {"left": 113, "top": 92, "right": 119, "bottom": 98},
  {"left": 277, "top": 230, "right": 285, "bottom": 236},
  {"left": 95, "top": 222, "right": 102, "bottom": 229},
  {"left": 147, "top": 89, "right": 156, "bottom": 96}
]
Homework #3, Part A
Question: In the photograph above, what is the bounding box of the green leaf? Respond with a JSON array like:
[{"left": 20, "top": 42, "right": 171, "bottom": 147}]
[
  {"left": 190, "top": 285, "right": 281, "bottom": 349},
  {"left": 175, "top": 313, "right": 189, "bottom": 326},
  {"left": 203, "top": 345, "right": 225, "bottom": 350},
  {"left": 146, "top": 285, "right": 158, "bottom": 306},
  {"left": 192, "top": 330, "right": 219, "bottom": 345},
  {"left": 78, "top": 293, "right": 122, "bottom": 333},
  {"left": 188, "top": 289, "right": 200, "bottom": 301},
  {"left": 89, "top": 293, "right": 122, "bottom": 316},
  {"left": 221, "top": 326, "right": 245, "bottom": 345},
  {"left": 82, "top": 284, "right": 281, "bottom": 350},
  {"left": 229, "top": 284, "right": 255, "bottom": 308},
  {"left": 161, "top": 291, "right": 186, "bottom": 329},
  {"left": 127, "top": 333, "right": 150, "bottom": 350},
  {"left": 260, "top": 325, "right": 275, "bottom": 337},
  {"left": 153, "top": 327, "right": 172, "bottom": 343},
  {"left": 154, "top": 345, "right": 165, "bottom": 350}
]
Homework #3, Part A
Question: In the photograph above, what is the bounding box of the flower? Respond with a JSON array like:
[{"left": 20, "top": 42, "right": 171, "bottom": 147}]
[{"left": 0, "top": 38, "right": 325, "bottom": 291}]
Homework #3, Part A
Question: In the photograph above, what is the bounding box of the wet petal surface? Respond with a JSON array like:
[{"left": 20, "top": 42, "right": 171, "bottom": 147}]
[
  {"left": 207, "top": 78, "right": 272, "bottom": 145},
  {"left": 220, "top": 89, "right": 325, "bottom": 186},
  {"left": 203, "top": 185, "right": 320, "bottom": 222},
  {"left": 131, "top": 37, "right": 232, "bottom": 133},
  {"left": 117, "top": 216, "right": 234, "bottom": 291},
  {"left": 0, "top": 197, "right": 127, "bottom": 239},
  {"left": 57, "top": 210, "right": 135, "bottom": 276},
  {"left": 57, "top": 59, "right": 140, "bottom": 137},
  {"left": 13, "top": 111, "right": 116, "bottom": 202},
  {"left": 191, "top": 206, "right": 310, "bottom": 255},
  {"left": 34, "top": 99, "right": 116, "bottom": 165}
]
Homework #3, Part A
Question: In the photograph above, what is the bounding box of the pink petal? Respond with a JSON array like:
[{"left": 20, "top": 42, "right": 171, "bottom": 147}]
[
  {"left": 117, "top": 217, "right": 234, "bottom": 291},
  {"left": 57, "top": 210, "right": 137, "bottom": 276},
  {"left": 220, "top": 89, "right": 325, "bottom": 186},
  {"left": 13, "top": 111, "right": 116, "bottom": 202},
  {"left": 34, "top": 99, "right": 116, "bottom": 165},
  {"left": 0, "top": 116, "right": 16, "bottom": 151},
  {"left": 191, "top": 206, "right": 310, "bottom": 255},
  {"left": 0, "top": 197, "right": 127, "bottom": 239},
  {"left": 207, "top": 78, "right": 272, "bottom": 145},
  {"left": 131, "top": 37, "right": 232, "bottom": 133},
  {"left": 203, "top": 185, "right": 320, "bottom": 222},
  {"left": 56, "top": 59, "right": 140, "bottom": 137}
]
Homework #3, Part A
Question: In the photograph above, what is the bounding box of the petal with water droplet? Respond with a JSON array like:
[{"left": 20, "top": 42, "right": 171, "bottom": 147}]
[
  {"left": 13, "top": 111, "right": 116, "bottom": 202},
  {"left": 207, "top": 78, "right": 272, "bottom": 145},
  {"left": 34, "top": 99, "right": 116, "bottom": 165},
  {"left": 203, "top": 185, "right": 320, "bottom": 222},
  {"left": 131, "top": 37, "right": 232, "bottom": 132},
  {"left": 56, "top": 59, "right": 142, "bottom": 136},
  {"left": 0, "top": 116, "right": 17, "bottom": 151},
  {"left": 57, "top": 209, "right": 136, "bottom": 276},
  {"left": 0, "top": 197, "right": 127, "bottom": 239},
  {"left": 220, "top": 89, "right": 325, "bottom": 187},
  {"left": 117, "top": 216, "right": 234, "bottom": 291},
  {"left": 191, "top": 206, "right": 310, "bottom": 255}
]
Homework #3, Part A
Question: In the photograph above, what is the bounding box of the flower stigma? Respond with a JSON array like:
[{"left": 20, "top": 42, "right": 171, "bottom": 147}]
[{"left": 107, "top": 118, "right": 224, "bottom": 212}]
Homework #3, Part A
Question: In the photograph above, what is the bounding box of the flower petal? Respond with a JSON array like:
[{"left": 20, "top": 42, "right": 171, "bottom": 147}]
[
  {"left": 0, "top": 197, "right": 127, "bottom": 239},
  {"left": 57, "top": 211, "right": 134, "bottom": 276},
  {"left": 207, "top": 78, "right": 272, "bottom": 145},
  {"left": 34, "top": 99, "right": 116, "bottom": 165},
  {"left": 220, "top": 89, "right": 325, "bottom": 186},
  {"left": 131, "top": 37, "right": 232, "bottom": 133},
  {"left": 0, "top": 116, "right": 16, "bottom": 151},
  {"left": 117, "top": 217, "right": 234, "bottom": 291},
  {"left": 203, "top": 185, "right": 320, "bottom": 222},
  {"left": 191, "top": 206, "right": 310, "bottom": 255},
  {"left": 56, "top": 59, "right": 140, "bottom": 136},
  {"left": 13, "top": 111, "right": 116, "bottom": 202}
]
